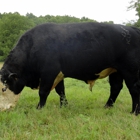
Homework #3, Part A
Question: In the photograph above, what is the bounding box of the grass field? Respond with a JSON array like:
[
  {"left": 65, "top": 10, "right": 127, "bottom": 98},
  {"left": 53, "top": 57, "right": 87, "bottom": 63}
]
[{"left": 0, "top": 62, "right": 140, "bottom": 140}]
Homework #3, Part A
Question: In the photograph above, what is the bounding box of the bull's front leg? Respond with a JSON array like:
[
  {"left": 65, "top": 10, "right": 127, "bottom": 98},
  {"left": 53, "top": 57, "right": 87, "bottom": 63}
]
[
  {"left": 37, "top": 70, "right": 65, "bottom": 109},
  {"left": 37, "top": 79, "right": 53, "bottom": 109},
  {"left": 37, "top": 90, "right": 50, "bottom": 109}
]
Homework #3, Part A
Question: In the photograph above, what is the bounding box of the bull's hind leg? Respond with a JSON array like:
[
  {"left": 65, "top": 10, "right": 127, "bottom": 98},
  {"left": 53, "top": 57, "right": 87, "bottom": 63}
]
[
  {"left": 55, "top": 80, "right": 68, "bottom": 107},
  {"left": 123, "top": 73, "right": 140, "bottom": 115},
  {"left": 105, "top": 72, "right": 123, "bottom": 107}
]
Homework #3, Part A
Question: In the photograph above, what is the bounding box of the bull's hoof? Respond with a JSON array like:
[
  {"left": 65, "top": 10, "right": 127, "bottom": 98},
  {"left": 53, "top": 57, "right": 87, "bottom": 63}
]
[
  {"left": 134, "top": 110, "right": 140, "bottom": 116},
  {"left": 104, "top": 104, "right": 113, "bottom": 108},
  {"left": 130, "top": 107, "right": 140, "bottom": 116},
  {"left": 36, "top": 103, "right": 43, "bottom": 109},
  {"left": 135, "top": 112, "right": 139, "bottom": 116},
  {"left": 130, "top": 111, "right": 134, "bottom": 114},
  {"left": 60, "top": 100, "right": 68, "bottom": 107},
  {"left": 134, "top": 104, "right": 140, "bottom": 116}
]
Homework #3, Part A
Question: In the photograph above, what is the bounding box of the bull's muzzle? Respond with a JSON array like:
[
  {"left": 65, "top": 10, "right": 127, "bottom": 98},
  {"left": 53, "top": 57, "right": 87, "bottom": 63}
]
[
  {"left": 2, "top": 81, "right": 8, "bottom": 92},
  {"left": 2, "top": 86, "right": 8, "bottom": 92}
]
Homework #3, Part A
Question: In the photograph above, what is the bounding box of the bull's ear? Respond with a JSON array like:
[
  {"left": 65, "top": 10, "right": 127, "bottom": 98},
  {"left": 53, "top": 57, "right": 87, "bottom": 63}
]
[
  {"left": 8, "top": 73, "right": 18, "bottom": 81},
  {"left": 0, "top": 70, "right": 1, "bottom": 81},
  {"left": 0, "top": 70, "right": 1, "bottom": 74}
]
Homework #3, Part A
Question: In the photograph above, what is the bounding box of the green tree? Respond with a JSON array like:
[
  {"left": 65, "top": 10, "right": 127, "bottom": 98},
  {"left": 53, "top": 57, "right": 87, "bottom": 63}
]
[
  {"left": 103, "top": 21, "right": 114, "bottom": 24},
  {"left": 0, "top": 12, "right": 35, "bottom": 60},
  {"left": 127, "top": 0, "right": 140, "bottom": 27},
  {"left": 80, "top": 16, "right": 97, "bottom": 22},
  {"left": 26, "top": 13, "right": 46, "bottom": 25},
  {"left": 128, "top": 0, "right": 140, "bottom": 17}
]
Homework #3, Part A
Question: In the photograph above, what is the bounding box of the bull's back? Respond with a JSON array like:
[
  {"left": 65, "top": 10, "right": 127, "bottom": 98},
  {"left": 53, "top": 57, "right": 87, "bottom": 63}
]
[{"left": 26, "top": 22, "right": 140, "bottom": 80}]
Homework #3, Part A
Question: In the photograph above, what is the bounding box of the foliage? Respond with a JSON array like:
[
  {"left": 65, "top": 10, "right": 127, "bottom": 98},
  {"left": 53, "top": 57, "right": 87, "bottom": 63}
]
[
  {"left": 128, "top": 0, "right": 140, "bottom": 17},
  {"left": 0, "top": 12, "right": 35, "bottom": 60},
  {"left": 128, "top": 0, "right": 140, "bottom": 27}
]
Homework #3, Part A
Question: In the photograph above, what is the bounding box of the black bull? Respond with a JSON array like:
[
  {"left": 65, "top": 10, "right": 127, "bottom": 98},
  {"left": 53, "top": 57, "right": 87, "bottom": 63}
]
[{"left": 0, "top": 22, "right": 140, "bottom": 115}]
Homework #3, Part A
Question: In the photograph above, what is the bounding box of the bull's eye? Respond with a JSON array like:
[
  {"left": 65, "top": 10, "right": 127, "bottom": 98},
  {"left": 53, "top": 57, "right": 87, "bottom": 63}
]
[{"left": 4, "top": 80, "right": 7, "bottom": 84}]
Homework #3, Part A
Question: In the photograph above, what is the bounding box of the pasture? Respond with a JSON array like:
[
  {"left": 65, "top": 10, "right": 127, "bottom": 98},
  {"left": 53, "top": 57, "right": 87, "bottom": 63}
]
[{"left": 0, "top": 62, "right": 140, "bottom": 140}]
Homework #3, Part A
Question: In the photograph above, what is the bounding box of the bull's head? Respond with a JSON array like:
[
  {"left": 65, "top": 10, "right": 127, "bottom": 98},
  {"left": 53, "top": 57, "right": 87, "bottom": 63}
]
[{"left": 0, "top": 69, "right": 24, "bottom": 94}]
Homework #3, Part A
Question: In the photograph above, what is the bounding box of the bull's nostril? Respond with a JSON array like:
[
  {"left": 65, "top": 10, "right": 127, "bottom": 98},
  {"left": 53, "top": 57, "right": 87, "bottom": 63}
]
[{"left": 2, "top": 87, "right": 7, "bottom": 92}]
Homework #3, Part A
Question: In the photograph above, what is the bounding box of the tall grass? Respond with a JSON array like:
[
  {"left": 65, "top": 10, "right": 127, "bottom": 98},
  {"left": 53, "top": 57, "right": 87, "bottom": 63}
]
[{"left": 0, "top": 62, "right": 140, "bottom": 140}]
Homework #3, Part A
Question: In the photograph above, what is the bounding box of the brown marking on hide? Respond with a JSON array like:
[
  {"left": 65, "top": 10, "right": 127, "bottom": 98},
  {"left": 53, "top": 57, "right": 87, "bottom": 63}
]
[
  {"left": 51, "top": 71, "right": 64, "bottom": 90},
  {"left": 87, "top": 68, "right": 117, "bottom": 91},
  {"left": 87, "top": 80, "right": 96, "bottom": 91},
  {"left": 95, "top": 68, "right": 117, "bottom": 79}
]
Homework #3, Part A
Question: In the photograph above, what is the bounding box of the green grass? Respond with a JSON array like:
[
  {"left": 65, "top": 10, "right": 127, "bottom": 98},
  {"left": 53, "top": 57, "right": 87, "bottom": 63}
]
[{"left": 0, "top": 62, "right": 140, "bottom": 139}]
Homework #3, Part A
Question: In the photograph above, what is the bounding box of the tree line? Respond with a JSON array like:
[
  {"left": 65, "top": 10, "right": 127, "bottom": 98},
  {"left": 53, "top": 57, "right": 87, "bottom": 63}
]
[{"left": 0, "top": 0, "right": 139, "bottom": 61}]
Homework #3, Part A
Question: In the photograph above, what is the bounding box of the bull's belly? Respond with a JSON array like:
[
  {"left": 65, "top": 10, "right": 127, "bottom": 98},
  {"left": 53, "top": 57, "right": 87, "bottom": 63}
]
[{"left": 51, "top": 67, "right": 116, "bottom": 91}]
